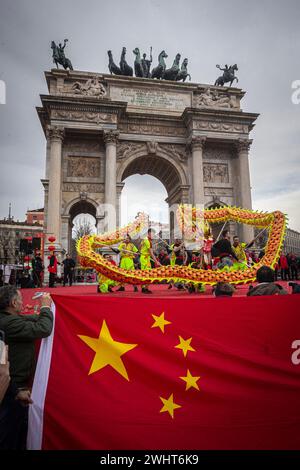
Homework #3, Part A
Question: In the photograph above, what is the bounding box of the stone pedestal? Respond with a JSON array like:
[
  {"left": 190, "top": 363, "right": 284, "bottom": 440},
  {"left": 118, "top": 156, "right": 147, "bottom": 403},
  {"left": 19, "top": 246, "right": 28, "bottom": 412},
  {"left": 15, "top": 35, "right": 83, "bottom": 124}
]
[{"left": 104, "top": 131, "right": 119, "bottom": 230}]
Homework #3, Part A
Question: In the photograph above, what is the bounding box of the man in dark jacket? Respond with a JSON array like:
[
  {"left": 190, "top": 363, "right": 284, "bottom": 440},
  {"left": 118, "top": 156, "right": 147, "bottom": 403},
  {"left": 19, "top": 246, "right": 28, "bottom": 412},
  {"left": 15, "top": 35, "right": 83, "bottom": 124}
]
[
  {"left": 213, "top": 230, "right": 238, "bottom": 268},
  {"left": 62, "top": 253, "right": 76, "bottom": 286},
  {"left": 0, "top": 286, "right": 53, "bottom": 449},
  {"left": 247, "top": 266, "right": 288, "bottom": 296},
  {"left": 32, "top": 252, "right": 44, "bottom": 287}
]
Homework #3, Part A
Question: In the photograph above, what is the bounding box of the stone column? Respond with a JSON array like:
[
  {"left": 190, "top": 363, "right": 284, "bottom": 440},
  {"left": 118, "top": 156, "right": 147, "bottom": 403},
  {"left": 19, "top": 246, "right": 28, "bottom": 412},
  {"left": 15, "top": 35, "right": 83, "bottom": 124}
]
[
  {"left": 190, "top": 136, "right": 206, "bottom": 207},
  {"left": 103, "top": 130, "right": 119, "bottom": 230},
  {"left": 236, "top": 139, "right": 254, "bottom": 243},
  {"left": 46, "top": 126, "right": 64, "bottom": 244},
  {"left": 116, "top": 182, "right": 125, "bottom": 228}
]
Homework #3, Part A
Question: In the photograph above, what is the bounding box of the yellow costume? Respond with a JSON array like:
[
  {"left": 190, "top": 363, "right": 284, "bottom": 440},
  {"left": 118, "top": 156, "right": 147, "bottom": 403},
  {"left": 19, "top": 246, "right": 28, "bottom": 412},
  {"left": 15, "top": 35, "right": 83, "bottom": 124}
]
[
  {"left": 169, "top": 243, "right": 176, "bottom": 267},
  {"left": 119, "top": 242, "right": 138, "bottom": 270},
  {"left": 232, "top": 243, "right": 247, "bottom": 262},
  {"left": 97, "top": 273, "right": 116, "bottom": 293},
  {"left": 140, "top": 237, "right": 152, "bottom": 270}
]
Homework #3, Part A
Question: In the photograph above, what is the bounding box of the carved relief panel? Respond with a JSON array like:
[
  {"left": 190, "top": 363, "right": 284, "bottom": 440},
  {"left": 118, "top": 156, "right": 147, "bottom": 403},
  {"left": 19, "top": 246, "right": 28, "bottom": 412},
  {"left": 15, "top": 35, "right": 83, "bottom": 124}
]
[
  {"left": 67, "top": 157, "right": 100, "bottom": 177},
  {"left": 203, "top": 163, "right": 229, "bottom": 183}
]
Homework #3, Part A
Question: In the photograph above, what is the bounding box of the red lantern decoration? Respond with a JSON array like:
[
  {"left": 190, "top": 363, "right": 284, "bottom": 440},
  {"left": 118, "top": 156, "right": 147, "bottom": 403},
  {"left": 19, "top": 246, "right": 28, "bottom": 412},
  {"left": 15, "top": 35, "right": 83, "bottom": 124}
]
[
  {"left": 48, "top": 236, "right": 56, "bottom": 243},
  {"left": 48, "top": 245, "right": 56, "bottom": 252}
]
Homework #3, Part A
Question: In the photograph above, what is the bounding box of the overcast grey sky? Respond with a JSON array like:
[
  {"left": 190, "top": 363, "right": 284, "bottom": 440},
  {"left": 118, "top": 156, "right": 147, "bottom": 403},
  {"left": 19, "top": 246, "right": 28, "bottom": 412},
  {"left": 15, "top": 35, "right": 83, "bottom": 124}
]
[{"left": 0, "top": 0, "right": 299, "bottom": 230}]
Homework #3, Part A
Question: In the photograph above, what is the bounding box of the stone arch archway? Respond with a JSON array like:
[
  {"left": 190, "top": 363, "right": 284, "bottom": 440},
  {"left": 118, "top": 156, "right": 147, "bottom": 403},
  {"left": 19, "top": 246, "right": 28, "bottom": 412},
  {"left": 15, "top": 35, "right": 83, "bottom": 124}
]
[
  {"left": 117, "top": 149, "right": 189, "bottom": 196},
  {"left": 61, "top": 197, "right": 101, "bottom": 254},
  {"left": 117, "top": 149, "right": 190, "bottom": 237}
]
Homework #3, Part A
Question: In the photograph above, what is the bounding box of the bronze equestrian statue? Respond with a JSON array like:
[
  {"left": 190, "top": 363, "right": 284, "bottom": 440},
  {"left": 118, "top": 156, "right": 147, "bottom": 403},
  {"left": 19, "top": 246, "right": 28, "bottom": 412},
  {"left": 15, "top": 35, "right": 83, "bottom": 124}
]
[
  {"left": 51, "top": 39, "right": 73, "bottom": 70},
  {"left": 215, "top": 64, "right": 238, "bottom": 87}
]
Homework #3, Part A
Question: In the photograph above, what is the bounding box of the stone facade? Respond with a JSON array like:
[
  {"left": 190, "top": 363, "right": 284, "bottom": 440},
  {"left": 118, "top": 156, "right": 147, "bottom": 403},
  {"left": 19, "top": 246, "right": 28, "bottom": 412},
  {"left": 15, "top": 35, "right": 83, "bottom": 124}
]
[
  {"left": 37, "top": 69, "right": 259, "bottom": 254},
  {"left": 284, "top": 228, "right": 300, "bottom": 256}
]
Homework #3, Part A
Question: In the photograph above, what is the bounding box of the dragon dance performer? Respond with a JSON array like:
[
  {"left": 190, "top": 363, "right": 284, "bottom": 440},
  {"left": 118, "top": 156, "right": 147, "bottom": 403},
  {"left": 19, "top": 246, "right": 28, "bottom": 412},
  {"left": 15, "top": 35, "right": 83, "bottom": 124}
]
[
  {"left": 232, "top": 235, "right": 255, "bottom": 265},
  {"left": 97, "top": 254, "right": 117, "bottom": 293},
  {"left": 140, "top": 228, "right": 161, "bottom": 294},
  {"left": 168, "top": 239, "right": 188, "bottom": 290},
  {"left": 212, "top": 229, "right": 239, "bottom": 269},
  {"left": 203, "top": 224, "right": 214, "bottom": 269},
  {"left": 117, "top": 234, "right": 139, "bottom": 292}
]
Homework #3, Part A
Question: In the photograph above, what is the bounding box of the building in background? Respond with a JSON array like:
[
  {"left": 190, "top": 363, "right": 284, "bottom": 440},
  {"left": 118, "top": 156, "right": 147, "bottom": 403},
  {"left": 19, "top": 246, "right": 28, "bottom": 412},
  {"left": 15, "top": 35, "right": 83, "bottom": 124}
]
[
  {"left": 0, "top": 208, "right": 44, "bottom": 266},
  {"left": 255, "top": 226, "right": 300, "bottom": 256},
  {"left": 284, "top": 228, "right": 300, "bottom": 256},
  {"left": 26, "top": 208, "right": 44, "bottom": 226}
]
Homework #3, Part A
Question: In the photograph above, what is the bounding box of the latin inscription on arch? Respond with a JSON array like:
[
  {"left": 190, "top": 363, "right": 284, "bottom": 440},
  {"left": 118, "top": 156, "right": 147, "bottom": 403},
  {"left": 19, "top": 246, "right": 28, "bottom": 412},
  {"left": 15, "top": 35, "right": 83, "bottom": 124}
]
[{"left": 110, "top": 86, "right": 191, "bottom": 112}]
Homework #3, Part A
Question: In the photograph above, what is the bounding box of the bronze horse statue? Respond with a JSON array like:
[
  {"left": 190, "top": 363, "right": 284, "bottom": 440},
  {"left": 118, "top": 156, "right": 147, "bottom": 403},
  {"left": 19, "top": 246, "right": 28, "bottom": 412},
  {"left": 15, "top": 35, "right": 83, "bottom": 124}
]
[
  {"left": 51, "top": 39, "right": 73, "bottom": 70},
  {"left": 151, "top": 50, "right": 168, "bottom": 79},
  {"left": 107, "top": 50, "right": 122, "bottom": 75},
  {"left": 133, "top": 47, "right": 144, "bottom": 77},
  {"left": 163, "top": 53, "right": 181, "bottom": 81},
  {"left": 176, "top": 58, "right": 191, "bottom": 82},
  {"left": 215, "top": 64, "right": 238, "bottom": 87},
  {"left": 119, "top": 47, "right": 133, "bottom": 76}
]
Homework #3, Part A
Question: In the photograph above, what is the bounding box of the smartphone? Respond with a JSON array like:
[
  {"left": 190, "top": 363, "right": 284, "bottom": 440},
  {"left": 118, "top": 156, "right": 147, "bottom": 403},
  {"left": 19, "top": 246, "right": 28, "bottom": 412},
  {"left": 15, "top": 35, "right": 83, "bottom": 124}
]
[
  {"left": 0, "top": 330, "right": 6, "bottom": 365},
  {"left": 32, "top": 292, "right": 47, "bottom": 300}
]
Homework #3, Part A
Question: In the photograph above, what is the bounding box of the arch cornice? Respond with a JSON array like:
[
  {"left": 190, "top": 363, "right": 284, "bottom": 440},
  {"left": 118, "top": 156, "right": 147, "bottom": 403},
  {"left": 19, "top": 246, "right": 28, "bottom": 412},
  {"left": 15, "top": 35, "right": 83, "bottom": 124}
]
[
  {"left": 116, "top": 144, "right": 189, "bottom": 189},
  {"left": 63, "top": 196, "right": 102, "bottom": 217}
]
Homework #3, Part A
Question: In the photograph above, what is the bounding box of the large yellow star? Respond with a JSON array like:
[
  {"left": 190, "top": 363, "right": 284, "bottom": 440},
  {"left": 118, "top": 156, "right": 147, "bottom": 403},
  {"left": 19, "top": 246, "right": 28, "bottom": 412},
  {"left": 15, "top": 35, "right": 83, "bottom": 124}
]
[
  {"left": 160, "top": 393, "right": 181, "bottom": 419},
  {"left": 78, "top": 320, "right": 137, "bottom": 381},
  {"left": 151, "top": 312, "right": 172, "bottom": 333},
  {"left": 175, "top": 336, "right": 195, "bottom": 357},
  {"left": 180, "top": 369, "right": 200, "bottom": 391}
]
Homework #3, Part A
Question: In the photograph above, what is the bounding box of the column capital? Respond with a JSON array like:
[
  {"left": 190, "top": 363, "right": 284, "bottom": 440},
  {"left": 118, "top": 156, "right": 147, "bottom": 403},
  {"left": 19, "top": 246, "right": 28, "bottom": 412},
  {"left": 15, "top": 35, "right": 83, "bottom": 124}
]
[
  {"left": 236, "top": 139, "right": 252, "bottom": 153},
  {"left": 189, "top": 135, "right": 206, "bottom": 151},
  {"left": 46, "top": 125, "right": 65, "bottom": 142},
  {"left": 103, "top": 130, "right": 119, "bottom": 145}
]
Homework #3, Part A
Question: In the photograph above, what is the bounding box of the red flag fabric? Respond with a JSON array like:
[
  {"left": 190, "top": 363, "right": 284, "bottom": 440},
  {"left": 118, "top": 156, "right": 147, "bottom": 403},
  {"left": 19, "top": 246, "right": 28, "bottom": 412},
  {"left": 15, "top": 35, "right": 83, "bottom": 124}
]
[{"left": 28, "top": 294, "right": 300, "bottom": 450}]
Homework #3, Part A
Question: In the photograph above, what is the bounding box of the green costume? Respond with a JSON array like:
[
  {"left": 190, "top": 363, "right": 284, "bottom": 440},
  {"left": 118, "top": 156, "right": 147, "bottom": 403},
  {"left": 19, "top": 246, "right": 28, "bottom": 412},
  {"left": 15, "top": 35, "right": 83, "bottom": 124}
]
[
  {"left": 119, "top": 242, "right": 138, "bottom": 270},
  {"left": 140, "top": 237, "right": 152, "bottom": 270}
]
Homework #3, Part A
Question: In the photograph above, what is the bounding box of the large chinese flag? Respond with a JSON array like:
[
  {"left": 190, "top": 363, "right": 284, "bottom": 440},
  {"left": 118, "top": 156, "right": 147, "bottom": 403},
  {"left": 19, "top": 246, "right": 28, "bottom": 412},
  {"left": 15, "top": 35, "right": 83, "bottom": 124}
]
[{"left": 28, "top": 294, "right": 300, "bottom": 449}]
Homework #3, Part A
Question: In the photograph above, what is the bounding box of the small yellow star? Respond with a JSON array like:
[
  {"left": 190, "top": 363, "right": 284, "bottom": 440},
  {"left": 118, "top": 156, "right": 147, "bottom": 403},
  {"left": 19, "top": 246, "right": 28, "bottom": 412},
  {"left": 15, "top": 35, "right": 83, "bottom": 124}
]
[
  {"left": 78, "top": 320, "right": 137, "bottom": 381},
  {"left": 151, "top": 312, "right": 172, "bottom": 333},
  {"left": 180, "top": 369, "right": 200, "bottom": 391},
  {"left": 175, "top": 336, "right": 195, "bottom": 357},
  {"left": 160, "top": 393, "right": 181, "bottom": 419}
]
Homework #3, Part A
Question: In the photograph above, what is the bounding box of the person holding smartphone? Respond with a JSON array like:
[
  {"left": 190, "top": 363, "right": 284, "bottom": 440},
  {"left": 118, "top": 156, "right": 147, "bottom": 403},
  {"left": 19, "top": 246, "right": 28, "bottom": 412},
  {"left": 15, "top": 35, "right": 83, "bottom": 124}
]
[{"left": 0, "top": 286, "right": 53, "bottom": 449}]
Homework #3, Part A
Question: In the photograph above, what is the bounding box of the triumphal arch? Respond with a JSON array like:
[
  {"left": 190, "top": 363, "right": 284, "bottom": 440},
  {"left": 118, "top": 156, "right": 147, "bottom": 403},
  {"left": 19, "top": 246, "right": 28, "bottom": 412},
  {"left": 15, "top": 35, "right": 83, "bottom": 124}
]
[{"left": 37, "top": 69, "right": 258, "bottom": 253}]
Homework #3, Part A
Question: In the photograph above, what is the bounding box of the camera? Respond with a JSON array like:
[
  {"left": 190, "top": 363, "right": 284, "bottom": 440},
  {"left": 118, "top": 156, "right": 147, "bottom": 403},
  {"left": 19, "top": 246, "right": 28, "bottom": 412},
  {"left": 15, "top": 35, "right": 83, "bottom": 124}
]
[{"left": 288, "top": 282, "right": 300, "bottom": 294}]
